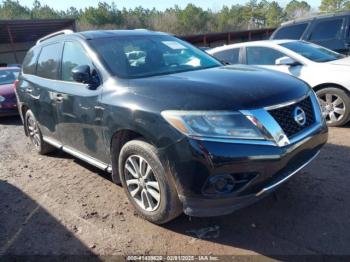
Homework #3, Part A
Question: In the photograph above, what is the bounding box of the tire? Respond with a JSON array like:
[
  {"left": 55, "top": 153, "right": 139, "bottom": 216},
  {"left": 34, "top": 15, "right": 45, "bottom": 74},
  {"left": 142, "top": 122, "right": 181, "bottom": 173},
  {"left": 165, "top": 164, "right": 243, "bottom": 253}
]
[
  {"left": 118, "top": 139, "right": 182, "bottom": 224},
  {"left": 25, "top": 110, "right": 55, "bottom": 155},
  {"left": 316, "top": 87, "right": 350, "bottom": 127}
]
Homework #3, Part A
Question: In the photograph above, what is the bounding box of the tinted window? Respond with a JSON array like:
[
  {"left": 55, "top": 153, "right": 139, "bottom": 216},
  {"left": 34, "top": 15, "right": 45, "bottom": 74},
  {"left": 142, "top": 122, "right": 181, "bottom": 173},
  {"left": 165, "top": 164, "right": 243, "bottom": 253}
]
[
  {"left": 0, "top": 69, "right": 20, "bottom": 85},
  {"left": 273, "top": 23, "right": 308, "bottom": 40},
  {"left": 246, "top": 47, "right": 285, "bottom": 65},
  {"left": 36, "top": 43, "right": 61, "bottom": 79},
  {"left": 90, "top": 35, "right": 221, "bottom": 78},
  {"left": 22, "top": 48, "right": 40, "bottom": 75},
  {"left": 281, "top": 41, "right": 344, "bottom": 62},
  {"left": 310, "top": 19, "right": 343, "bottom": 40},
  {"left": 213, "top": 48, "right": 240, "bottom": 64},
  {"left": 62, "top": 42, "right": 92, "bottom": 81}
]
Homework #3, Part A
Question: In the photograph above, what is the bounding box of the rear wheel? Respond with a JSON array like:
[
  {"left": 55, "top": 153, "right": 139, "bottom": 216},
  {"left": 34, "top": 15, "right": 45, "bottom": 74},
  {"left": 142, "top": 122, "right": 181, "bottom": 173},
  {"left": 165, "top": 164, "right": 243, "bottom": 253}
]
[
  {"left": 316, "top": 87, "right": 350, "bottom": 127},
  {"left": 118, "top": 139, "right": 182, "bottom": 224},
  {"left": 25, "top": 110, "right": 55, "bottom": 155}
]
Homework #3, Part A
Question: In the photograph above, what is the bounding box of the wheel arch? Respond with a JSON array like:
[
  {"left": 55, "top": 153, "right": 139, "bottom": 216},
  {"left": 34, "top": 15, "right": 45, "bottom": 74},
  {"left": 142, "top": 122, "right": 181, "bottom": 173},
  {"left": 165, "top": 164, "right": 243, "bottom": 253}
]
[
  {"left": 313, "top": 83, "right": 350, "bottom": 96},
  {"left": 109, "top": 128, "right": 152, "bottom": 184},
  {"left": 21, "top": 104, "right": 30, "bottom": 136}
]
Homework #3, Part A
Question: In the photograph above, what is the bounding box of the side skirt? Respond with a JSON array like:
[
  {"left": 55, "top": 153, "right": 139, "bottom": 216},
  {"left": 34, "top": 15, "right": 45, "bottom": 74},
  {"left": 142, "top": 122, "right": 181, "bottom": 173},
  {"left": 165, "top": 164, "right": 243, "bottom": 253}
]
[{"left": 43, "top": 137, "right": 112, "bottom": 173}]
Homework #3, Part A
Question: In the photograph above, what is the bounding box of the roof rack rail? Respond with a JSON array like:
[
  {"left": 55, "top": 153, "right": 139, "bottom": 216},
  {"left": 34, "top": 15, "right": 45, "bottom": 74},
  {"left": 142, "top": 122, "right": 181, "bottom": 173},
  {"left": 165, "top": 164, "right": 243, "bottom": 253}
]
[{"left": 36, "top": 29, "right": 74, "bottom": 45}]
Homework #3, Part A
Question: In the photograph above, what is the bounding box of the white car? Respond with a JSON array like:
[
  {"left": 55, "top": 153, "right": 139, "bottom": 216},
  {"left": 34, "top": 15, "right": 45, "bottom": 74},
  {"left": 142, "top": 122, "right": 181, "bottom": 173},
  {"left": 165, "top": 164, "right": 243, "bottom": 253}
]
[{"left": 208, "top": 40, "right": 350, "bottom": 126}]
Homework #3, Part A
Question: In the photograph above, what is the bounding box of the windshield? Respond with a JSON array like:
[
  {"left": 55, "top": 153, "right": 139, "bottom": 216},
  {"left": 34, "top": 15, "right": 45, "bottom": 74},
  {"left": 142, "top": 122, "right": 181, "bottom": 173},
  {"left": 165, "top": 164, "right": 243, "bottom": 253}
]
[
  {"left": 0, "top": 69, "right": 19, "bottom": 85},
  {"left": 90, "top": 35, "right": 222, "bottom": 78},
  {"left": 280, "top": 41, "right": 345, "bottom": 63}
]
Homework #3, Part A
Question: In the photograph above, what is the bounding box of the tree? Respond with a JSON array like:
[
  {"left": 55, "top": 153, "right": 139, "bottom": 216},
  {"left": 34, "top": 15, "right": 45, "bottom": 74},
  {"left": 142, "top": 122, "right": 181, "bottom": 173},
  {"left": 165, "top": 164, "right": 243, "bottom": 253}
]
[
  {"left": 285, "top": 0, "right": 311, "bottom": 19},
  {"left": 319, "top": 0, "right": 350, "bottom": 12},
  {"left": 31, "top": 0, "right": 60, "bottom": 19},
  {"left": 0, "top": 0, "right": 30, "bottom": 19}
]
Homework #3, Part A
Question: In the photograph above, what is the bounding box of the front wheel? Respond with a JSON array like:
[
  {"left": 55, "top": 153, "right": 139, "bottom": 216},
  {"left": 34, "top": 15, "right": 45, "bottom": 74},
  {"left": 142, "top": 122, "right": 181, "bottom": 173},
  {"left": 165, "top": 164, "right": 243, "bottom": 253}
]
[
  {"left": 316, "top": 87, "right": 350, "bottom": 127},
  {"left": 118, "top": 139, "right": 182, "bottom": 224}
]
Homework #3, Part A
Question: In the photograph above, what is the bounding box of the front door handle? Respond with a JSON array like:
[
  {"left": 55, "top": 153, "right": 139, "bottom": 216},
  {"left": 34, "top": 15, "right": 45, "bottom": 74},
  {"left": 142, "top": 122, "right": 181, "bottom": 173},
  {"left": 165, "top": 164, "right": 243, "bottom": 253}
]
[{"left": 56, "top": 94, "right": 63, "bottom": 102}]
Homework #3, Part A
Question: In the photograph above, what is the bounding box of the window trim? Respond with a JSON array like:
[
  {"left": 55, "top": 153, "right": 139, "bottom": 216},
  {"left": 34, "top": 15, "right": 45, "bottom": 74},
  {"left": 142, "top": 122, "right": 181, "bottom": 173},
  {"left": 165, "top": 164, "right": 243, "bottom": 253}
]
[
  {"left": 307, "top": 17, "right": 346, "bottom": 41},
  {"left": 60, "top": 40, "right": 103, "bottom": 86},
  {"left": 244, "top": 46, "right": 288, "bottom": 66},
  {"left": 214, "top": 48, "right": 241, "bottom": 64},
  {"left": 273, "top": 22, "right": 309, "bottom": 40},
  {"left": 35, "top": 41, "right": 63, "bottom": 80}
]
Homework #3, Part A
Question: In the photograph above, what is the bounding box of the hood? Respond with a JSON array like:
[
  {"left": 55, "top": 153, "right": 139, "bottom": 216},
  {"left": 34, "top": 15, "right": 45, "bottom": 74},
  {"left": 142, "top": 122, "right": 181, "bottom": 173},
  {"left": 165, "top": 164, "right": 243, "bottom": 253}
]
[
  {"left": 127, "top": 65, "right": 310, "bottom": 111},
  {"left": 0, "top": 83, "right": 15, "bottom": 97}
]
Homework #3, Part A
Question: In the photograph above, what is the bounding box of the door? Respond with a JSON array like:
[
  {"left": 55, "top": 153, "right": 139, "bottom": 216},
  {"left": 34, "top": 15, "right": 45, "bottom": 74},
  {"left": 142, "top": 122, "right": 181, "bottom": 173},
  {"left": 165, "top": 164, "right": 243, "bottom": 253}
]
[
  {"left": 306, "top": 17, "right": 347, "bottom": 54},
  {"left": 29, "top": 42, "right": 63, "bottom": 141},
  {"left": 56, "top": 41, "right": 108, "bottom": 161}
]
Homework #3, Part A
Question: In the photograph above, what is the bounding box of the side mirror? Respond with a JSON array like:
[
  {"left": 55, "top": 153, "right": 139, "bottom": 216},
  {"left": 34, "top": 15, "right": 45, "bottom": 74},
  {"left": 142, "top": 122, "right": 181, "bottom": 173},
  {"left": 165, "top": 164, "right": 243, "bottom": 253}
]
[
  {"left": 72, "top": 65, "right": 91, "bottom": 84},
  {"left": 275, "top": 56, "right": 300, "bottom": 66}
]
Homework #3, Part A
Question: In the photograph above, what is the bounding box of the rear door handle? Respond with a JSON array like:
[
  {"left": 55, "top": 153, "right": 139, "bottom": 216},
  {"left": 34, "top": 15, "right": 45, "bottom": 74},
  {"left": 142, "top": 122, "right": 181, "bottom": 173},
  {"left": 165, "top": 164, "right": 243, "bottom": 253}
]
[{"left": 56, "top": 94, "right": 63, "bottom": 102}]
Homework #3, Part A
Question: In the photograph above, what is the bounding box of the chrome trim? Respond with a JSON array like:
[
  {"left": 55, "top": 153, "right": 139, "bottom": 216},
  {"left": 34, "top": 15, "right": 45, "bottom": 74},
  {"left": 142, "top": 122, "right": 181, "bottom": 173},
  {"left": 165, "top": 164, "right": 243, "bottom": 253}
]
[
  {"left": 62, "top": 146, "right": 110, "bottom": 171},
  {"left": 256, "top": 150, "right": 320, "bottom": 196},
  {"left": 241, "top": 109, "right": 290, "bottom": 147},
  {"left": 43, "top": 136, "right": 112, "bottom": 173},
  {"left": 264, "top": 92, "right": 310, "bottom": 111},
  {"left": 43, "top": 136, "right": 62, "bottom": 149},
  {"left": 191, "top": 136, "right": 275, "bottom": 146}
]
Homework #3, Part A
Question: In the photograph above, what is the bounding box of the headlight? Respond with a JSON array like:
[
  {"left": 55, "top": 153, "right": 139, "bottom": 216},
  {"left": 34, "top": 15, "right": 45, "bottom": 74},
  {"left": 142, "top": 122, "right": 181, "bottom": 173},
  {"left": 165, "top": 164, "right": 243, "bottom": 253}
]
[
  {"left": 0, "top": 96, "right": 5, "bottom": 103},
  {"left": 161, "top": 111, "right": 264, "bottom": 140}
]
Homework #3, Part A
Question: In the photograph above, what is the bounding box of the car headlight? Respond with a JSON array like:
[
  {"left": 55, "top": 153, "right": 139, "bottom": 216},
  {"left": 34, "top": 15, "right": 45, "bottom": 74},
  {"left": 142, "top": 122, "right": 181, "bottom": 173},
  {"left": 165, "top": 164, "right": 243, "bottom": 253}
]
[
  {"left": 161, "top": 111, "right": 264, "bottom": 140},
  {"left": 0, "top": 96, "right": 5, "bottom": 103}
]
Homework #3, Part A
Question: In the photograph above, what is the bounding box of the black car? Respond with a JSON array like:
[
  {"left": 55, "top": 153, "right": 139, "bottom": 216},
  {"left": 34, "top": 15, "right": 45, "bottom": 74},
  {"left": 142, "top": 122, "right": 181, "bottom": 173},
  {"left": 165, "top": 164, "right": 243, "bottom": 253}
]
[
  {"left": 271, "top": 12, "right": 350, "bottom": 55},
  {"left": 15, "top": 29, "right": 328, "bottom": 224}
]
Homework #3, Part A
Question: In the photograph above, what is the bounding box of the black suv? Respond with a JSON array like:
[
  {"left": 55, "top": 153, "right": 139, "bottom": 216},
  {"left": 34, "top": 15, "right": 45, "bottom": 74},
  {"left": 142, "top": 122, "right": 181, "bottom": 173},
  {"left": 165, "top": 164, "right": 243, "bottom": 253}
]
[
  {"left": 16, "top": 29, "right": 328, "bottom": 224},
  {"left": 271, "top": 12, "right": 350, "bottom": 54}
]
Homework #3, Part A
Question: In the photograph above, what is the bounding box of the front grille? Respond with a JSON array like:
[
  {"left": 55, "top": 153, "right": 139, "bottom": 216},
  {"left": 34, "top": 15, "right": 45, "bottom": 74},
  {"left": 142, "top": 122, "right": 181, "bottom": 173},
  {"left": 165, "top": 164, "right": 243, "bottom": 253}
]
[{"left": 268, "top": 96, "right": 315, "bottom": 138}]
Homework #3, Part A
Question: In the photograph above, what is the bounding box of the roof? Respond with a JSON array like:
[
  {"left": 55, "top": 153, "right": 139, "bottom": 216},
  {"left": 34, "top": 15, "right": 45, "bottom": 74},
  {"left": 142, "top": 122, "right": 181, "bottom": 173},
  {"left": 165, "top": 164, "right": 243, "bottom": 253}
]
[
  {"left": 78, "top": 29, "right": 168, "bottom": 40},
  {"left": 0, "top": 19, "right": 76, "bottom": 44},
  {"left": 180, "top": 28, "right": 276, "bottom": 45},
  {"left": 281, "top": 11, "right": 350, "bottom": 26}
]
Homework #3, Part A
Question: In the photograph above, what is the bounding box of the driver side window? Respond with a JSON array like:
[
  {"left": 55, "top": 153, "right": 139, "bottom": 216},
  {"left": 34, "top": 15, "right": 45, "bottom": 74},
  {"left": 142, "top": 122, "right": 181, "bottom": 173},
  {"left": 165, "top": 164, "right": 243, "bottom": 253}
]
[
  {"left": 62, "top": 42, "right": 92, "bottom": 82},
  {"left": 246, "top": 47, "right": 285, "bottom": 65}
]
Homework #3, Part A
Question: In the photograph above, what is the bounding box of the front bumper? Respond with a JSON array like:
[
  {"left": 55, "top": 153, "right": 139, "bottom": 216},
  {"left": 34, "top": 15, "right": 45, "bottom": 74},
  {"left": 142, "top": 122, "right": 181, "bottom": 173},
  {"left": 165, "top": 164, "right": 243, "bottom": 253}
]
[{"left": 161, "top": 122, "right": 328, "bottom": 217}]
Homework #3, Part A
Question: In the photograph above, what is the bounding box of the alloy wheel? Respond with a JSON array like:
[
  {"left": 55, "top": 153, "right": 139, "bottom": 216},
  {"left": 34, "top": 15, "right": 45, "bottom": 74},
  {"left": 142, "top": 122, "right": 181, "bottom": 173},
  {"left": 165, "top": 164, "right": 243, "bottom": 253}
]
[
  {"left": 318, "top": 93, "right": 346, "bottom": 124},
  {"left": 124, "top": 155, "right": 161, "bottom": 212},
  {"left": 27, "top": 115, "right": 41, "bottom": 148}
]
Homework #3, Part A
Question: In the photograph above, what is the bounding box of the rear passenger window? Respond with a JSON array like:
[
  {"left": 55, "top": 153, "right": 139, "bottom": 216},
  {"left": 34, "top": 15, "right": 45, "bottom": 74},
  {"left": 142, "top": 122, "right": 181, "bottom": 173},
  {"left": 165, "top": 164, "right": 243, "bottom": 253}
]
[
  {"left": 62, "top": 42, "right": 92, "bottom": 81},
  {"left": 246, "top": 47, "right": 285, "bottom": 65},
  {"left": 36, "top": 43, "right": 61, "bottom": 79},
  {"left": 22, "top": 48, "right": 40, "bottom": 75},
  {"left": 213, "top": 48, "right": 240, "bottom": 64},
  {"left": 273, "top": 23, "right": 308, "bottom": 40},
  {"left": 309, "top": 19, "right": 343, "bottom": 40}
]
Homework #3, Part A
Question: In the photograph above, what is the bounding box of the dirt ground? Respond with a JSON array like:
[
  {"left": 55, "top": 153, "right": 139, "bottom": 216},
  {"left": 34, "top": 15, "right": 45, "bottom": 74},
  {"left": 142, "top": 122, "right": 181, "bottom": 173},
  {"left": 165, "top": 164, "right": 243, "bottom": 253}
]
[{"left": 0, "top": 116, "right": 350, "bottom": 260}]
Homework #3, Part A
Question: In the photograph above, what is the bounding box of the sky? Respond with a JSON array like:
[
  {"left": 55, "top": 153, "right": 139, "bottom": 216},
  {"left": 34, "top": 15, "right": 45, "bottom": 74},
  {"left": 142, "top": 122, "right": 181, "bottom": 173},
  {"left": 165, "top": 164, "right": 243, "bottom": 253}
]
[{"left": 17, "top": 0, "right": 322, "bottom": 11}]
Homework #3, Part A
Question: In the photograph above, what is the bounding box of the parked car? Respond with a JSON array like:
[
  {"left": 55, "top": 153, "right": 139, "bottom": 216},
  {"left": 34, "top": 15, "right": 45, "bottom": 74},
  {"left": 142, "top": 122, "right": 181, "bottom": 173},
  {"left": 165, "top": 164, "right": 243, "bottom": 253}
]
[
  {"left": 16, "top": 30, "right": 327, "bottom": 224},
  {"left": 0, "top": 67, "right": 20, "bottom": 116},
  {"left": 209, "top": 40, "right": 350, "bottom": 127},
  {"left": 270, "top": 12, "right": 350, "bottom": 55}
]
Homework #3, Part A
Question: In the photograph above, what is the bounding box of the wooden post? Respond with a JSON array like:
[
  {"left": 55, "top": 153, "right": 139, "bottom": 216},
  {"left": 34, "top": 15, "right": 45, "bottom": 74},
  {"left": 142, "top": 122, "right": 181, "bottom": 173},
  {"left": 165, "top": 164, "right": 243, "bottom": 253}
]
[{"left": 6, "top": 26, "right": 19, "bottom": 63}]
